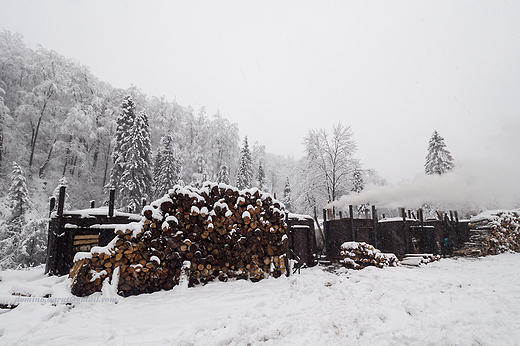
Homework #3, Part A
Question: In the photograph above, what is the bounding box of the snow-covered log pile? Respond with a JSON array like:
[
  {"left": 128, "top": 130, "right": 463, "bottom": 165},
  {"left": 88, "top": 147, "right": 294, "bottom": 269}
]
[
  {"left": 460, "top": 210, "right": 520, "bottom": 256},
  {"left": 69, "top": 183, "right": 287, "bottom": 297},
  {"left": 401, "top": 254, "right": 441, "bottom": 266},
  {"left": 339, "top": 242, "right": 399, "bottom": 269}
]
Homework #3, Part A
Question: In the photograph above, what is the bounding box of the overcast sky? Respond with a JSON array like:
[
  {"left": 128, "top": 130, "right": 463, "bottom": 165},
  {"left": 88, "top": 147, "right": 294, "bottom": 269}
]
[{"left": 1, "top": 0, "right": 519, "bottom": 184}]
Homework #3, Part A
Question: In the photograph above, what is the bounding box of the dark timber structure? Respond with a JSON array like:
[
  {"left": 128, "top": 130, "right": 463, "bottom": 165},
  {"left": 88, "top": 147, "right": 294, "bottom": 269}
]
[
  {"left": 286, "top": 214, "right": 317, "bottom": 267},
  {"left": 45, "top": 187, "right": 140, "bottom": 276},
  {"left": 323, "top": 205, "right": 470, "bottom": 260}
]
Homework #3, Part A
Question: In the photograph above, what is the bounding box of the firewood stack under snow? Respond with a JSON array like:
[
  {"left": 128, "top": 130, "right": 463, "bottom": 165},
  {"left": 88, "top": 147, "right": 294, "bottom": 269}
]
[
  {"left": 69, "top": 183, "right": 287, "bottom": 297},
  {"left": 339, "top": 242, "right": 399, "bottom": 269},
  {"left": 460, "top": 210, "right": 520, "bottom": 256}
]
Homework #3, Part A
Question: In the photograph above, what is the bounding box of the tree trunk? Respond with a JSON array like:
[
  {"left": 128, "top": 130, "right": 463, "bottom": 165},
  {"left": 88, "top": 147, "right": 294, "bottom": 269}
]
[{"left": 29, "top": 99, "right": 48, "bottom": 168}]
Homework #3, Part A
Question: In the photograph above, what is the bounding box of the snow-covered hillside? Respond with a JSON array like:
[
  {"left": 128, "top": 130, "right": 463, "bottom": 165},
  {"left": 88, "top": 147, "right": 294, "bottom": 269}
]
[{"left": 1, "top": 254, "right": 519, "bottom": 345}]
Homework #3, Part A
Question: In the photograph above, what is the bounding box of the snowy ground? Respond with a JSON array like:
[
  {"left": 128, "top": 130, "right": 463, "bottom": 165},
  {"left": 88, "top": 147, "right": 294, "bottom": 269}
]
[{"left": 1, "top": 254, "right": 519, "bottom": 346}]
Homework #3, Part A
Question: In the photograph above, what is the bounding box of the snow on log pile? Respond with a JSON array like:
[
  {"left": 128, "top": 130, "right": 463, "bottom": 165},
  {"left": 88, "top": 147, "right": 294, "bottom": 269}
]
[
  {"left": 69, "top": 183, "right": 287, "bottom": 297},
  {"left": 460, "top": 210, "right": 520, "bottom": 256},
  {"left": 339, "top": 242, "right": 399, "bottom": 269}
]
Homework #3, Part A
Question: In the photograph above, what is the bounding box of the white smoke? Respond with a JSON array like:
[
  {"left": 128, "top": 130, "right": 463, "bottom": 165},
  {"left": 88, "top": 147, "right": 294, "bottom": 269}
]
[{"left": 328, "top": 158, "right": 520, "bottom": 211}]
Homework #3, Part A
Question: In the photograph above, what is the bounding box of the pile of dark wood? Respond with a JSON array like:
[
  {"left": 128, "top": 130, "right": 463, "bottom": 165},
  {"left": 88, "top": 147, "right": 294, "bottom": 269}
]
[
  {"left": 458, "top": 211, "right": 520, "bottom": 256},
  {"left": 70, "top": 183, "right": 287, "bottom": 297},
  {"left": 339, "top": 242, "right": 398, "bottom": 269}
]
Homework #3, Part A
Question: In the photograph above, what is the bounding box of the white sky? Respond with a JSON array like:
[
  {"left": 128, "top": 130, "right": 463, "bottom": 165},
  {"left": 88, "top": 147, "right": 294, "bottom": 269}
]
[{"left": 1, "top": 0, "right": 519, "bottom": 183}]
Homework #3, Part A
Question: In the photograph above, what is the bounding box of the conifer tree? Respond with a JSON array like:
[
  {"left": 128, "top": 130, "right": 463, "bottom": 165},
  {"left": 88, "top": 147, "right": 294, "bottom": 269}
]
[
  {"left": 153, "top": 135, "right": 181, "bottom": 198},
  {"left": 8, "top": 161, "right": 29, "bottom": 220},
  {"left": 425, "top": 131, "right": 454, "bottom": 175},
  {"left": 0, "top": 161, "right": 43, "bottom": 270},
  {"left": 119, "top": 111, "right": 153, "bottom": 211},
  {"left": 257, "top": 162, "right": 267, "bottom": 191},
  {"left": 217, "top": 163, "right": 230, "bottom": 185},
  {"left": 283, "top": 177, "right": 292, "bottom": 212},
  {"left": 108, "top": 96, "right": 136, "bottom": 193},
  {"left": 236, "top": 136, "right": 253, "bottom": 190},
  {"left": 351, "top": 169, "right": 364, "bottom": 193}
]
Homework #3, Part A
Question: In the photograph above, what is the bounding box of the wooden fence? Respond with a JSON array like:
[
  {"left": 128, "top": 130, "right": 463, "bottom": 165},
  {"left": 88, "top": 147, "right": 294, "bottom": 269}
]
[{"left": 324, "top": 206, "right": 470, "bottom": 260}]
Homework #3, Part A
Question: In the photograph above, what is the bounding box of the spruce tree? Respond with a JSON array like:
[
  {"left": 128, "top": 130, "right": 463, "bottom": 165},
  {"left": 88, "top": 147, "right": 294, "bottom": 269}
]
[
  {"left": 257, "top": 162, "right": 267, "bottom": 191},
  {"left": 108, "top": 96, "right": 136, "bottom": 193},
  {"left": 282, "top": 177, "right": 292, "bottom": 212},
  {"left": 351, "top": 169, "right": 364, "bottom": 193},
  {"left": 119, "top": 111, "right": 153, "bottom": 211},
  {"left": 153, "top": 135, "right": 181, "bottom": 198},
  {"left": 425, "top": 131, "right": 454, "bottom": 175},
  {"left": 8, "top": 161, "right": 29, "bottom": 220},
  {"left": 236, "top": 136, "right": 253, "bottom": 190},
  {"left": 217, "top": 163, "right": 230, "bottom": 185}
]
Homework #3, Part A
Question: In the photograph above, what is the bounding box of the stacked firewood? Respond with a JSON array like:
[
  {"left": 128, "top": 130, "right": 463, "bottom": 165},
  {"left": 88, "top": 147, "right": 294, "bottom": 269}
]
[
  {"left": 339, "top": 242, "right": 399, "bottom": 269},
  {"left": 459, "top": 210, "right": 520, "bottom": 256},
  {"left": 70, "top": 183, "right": 287, "bottom": 297},
  {"left": 401, "top": 253, "right": 440, "bottom": 266}
]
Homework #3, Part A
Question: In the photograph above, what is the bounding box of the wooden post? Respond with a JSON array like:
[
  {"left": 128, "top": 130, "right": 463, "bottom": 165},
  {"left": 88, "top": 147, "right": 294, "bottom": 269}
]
[
  {"left": 349, "top": 205, "right": 355, "bottom": 241},
  {"left": 108, "top": 189, "right": 115, "bottom": 218},
  {"left": 49, "top": 196, "right": 56, "bottom": 217},
  {"left": 372, "top": 205, "right": 378, "bottom": 248},
  {"left": 285, "top": 212, "right": 290, "bottom": 277},
  {"left": 322, "top": 209, "right": 327, "bottom": 222},
  {"left": 449, "top": 211, "right": 454, "bottom": 222},
  {"left": 90, "top": 200, "right": 95, "bottom": 208},
  {"left": 54, "top": 186, "right": 67, "bottom": 275},
  {"left": 407, "top": 210, "right": 411, "bottom": 219},
  {"left": 454, "top": 210, "right": 459, "bottom": 223},
  {"left": 45, "top": 196, "right": 57, "bottom": 274},
  {"left": 400, "top": 207, "right": 409, "bottom": 254},
  {"left": 57, "top": 186, "right": 66, "bottom": 218}
]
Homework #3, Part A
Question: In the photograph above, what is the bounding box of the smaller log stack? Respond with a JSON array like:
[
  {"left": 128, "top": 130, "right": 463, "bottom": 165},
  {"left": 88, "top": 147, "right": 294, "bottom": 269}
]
[
  {"left": 459, "top": 210, "right": 520, "bottom": 256},
  {"left": 339, "top": 242, "right": 399, "bottom": 269},
  {"left": 70, "top": 183, "right": 287, "bottom": 297}
]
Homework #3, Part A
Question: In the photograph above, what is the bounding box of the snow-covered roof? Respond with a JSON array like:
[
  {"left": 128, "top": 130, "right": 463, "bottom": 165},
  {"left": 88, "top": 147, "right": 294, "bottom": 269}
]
[{"left": 56, "top": 206, "right": 141, "bottom": 220}]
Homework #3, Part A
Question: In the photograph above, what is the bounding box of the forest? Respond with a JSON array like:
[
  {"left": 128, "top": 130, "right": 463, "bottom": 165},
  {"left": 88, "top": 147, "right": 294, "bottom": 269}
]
[{"left": 0, "top": 31, "right": 384, "bottom": 269}]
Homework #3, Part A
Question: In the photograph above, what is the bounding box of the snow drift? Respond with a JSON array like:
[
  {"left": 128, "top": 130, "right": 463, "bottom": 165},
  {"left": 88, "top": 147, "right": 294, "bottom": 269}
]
[{"left": 1, "top": 254, "right": 520, "bottom": 345}]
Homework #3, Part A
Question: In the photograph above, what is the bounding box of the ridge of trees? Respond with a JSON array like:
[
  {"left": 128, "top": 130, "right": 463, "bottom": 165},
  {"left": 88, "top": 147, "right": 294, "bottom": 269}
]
[{"left": 0, "top": 30, "right": 385, "bottom": 217}]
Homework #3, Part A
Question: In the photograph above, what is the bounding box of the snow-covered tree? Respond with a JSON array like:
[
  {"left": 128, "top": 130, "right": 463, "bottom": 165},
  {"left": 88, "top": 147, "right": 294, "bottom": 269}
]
[
  {"left": 425, "top": 131, "right": 454, "bottom": 175},
  {"left": 8, "top": 161, "right": 29, "bottom": 220},
  {"left": 119, "top": 111, "right": 153, "bottom": 211},
  {"left": 0, "top": 161, "right": 46, "bottom": 269},
  {"left": 217, "top": 163, "right": 230, "bottom": 185},
  {"left": 283, "top": 177, "right": 292, "bottom": 212},
  {"left": 108, "top": 96, "right": 136, "bottom": 193},
  {"left": 236, "top": 136, "right": 253, "bottom": 190},
  {"left": 153, "top": 135, "right": 181, "bottom": 198},
  {"left": 257, "top": 162, "right": 267, "bottom": 191},
  {"left": 0, "top": 86, "right": 9, "bottom": 169},
  {"left": 300, "top": 123, "right": 359, "bottom": 209},
  {"left": 208, "top": 112, "right": 239, "bottom": 183},
  {"left": 351, "top": 169, "right": 364, "bottom": 193}
]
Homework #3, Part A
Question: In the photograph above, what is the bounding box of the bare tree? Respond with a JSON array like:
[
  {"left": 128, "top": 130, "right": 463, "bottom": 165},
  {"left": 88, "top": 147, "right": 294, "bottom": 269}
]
[{"left": 300, "top": 123, "right": 359, "bottom": 211}]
